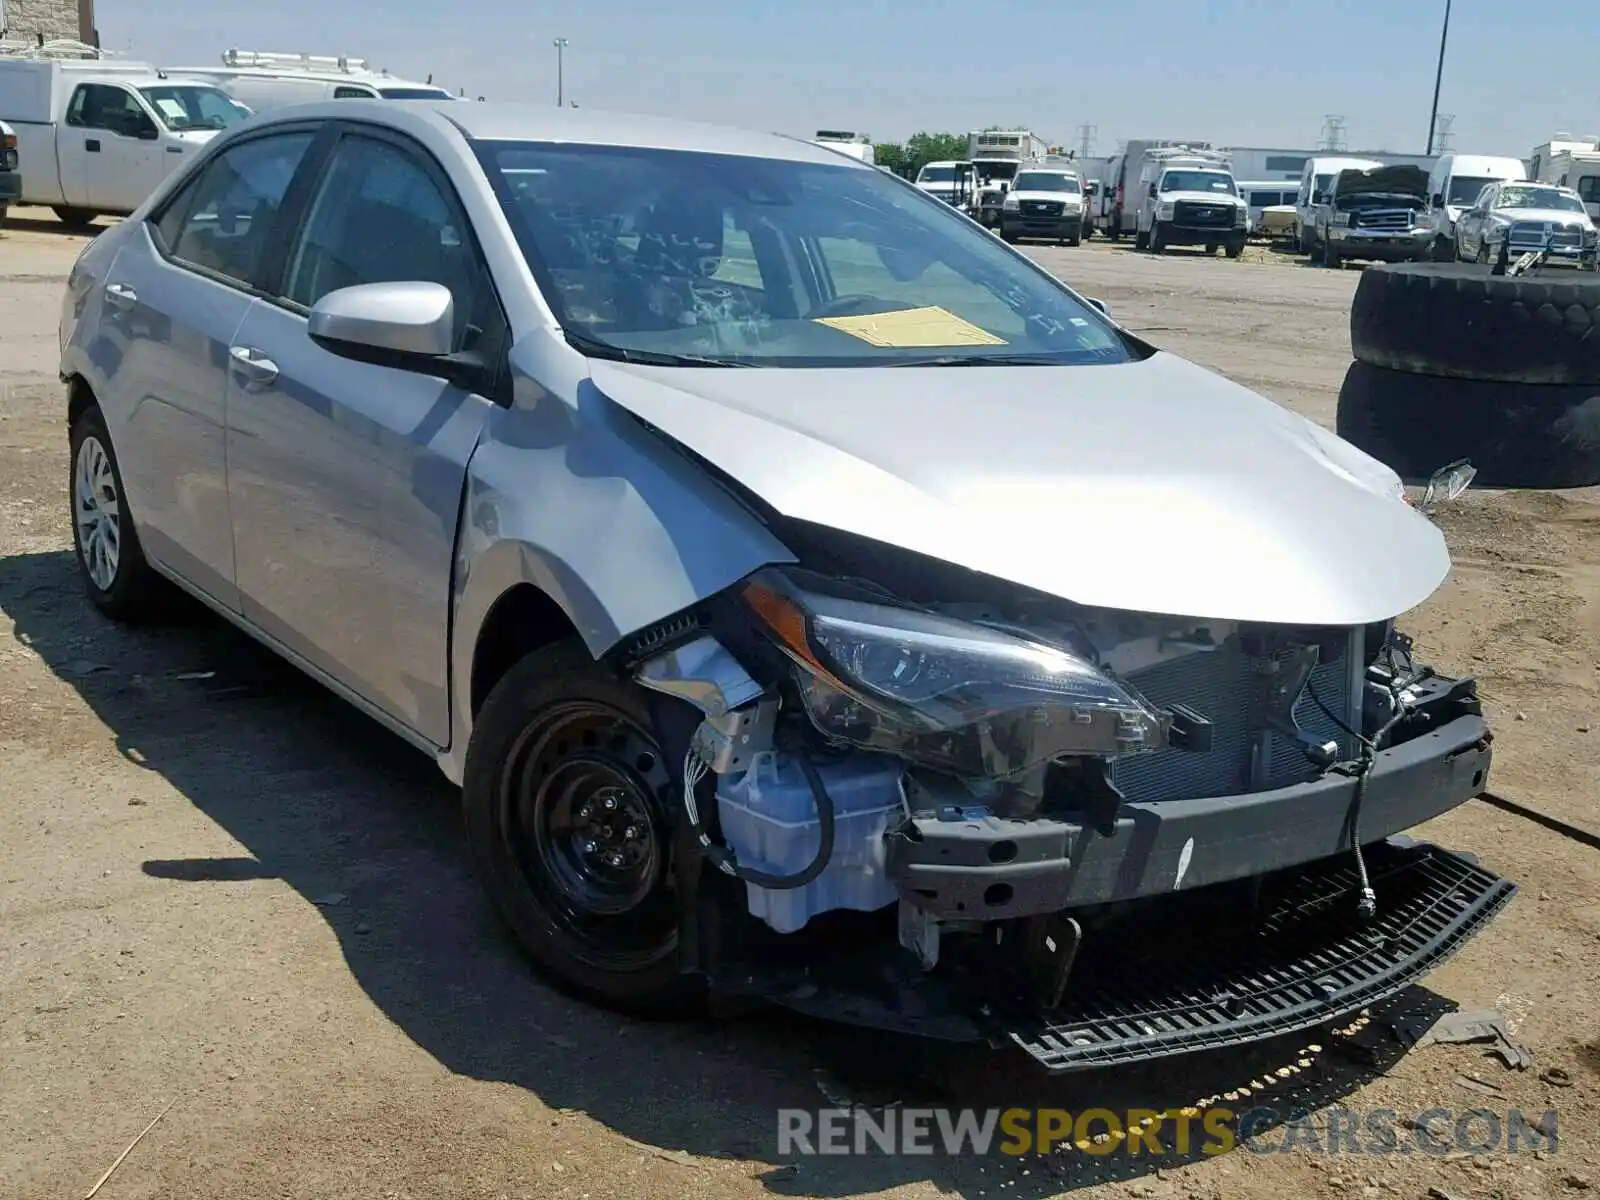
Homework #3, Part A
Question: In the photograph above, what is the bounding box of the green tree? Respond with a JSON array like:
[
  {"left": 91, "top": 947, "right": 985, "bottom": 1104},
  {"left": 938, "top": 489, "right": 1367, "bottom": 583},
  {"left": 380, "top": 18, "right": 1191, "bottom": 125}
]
[
  {"left": 903, "top": 132, "right": 970, "bottom": 178},
  {"left": 873, "top": 141, "right": 909, "bottom": 176}
]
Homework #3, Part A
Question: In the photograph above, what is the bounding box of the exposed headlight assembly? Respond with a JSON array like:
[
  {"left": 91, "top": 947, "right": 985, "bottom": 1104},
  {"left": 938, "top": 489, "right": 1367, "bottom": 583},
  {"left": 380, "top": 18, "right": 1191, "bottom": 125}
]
[
  {"left": 741, "top": 571, "right": 1166, "bottom": 779},
  {"left": 1155, "top": 202, "right": 1175, "bottom": 220}
]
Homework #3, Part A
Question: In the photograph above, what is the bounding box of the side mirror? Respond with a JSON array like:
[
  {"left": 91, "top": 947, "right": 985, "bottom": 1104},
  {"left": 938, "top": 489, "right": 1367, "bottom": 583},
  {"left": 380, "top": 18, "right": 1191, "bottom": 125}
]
[
  {"left": 134, "top": 122, "right": 160, "bottom": 141},
  {"left": 308, "top": 281, "right": 455, "bottom": 367},
  {"left": 1432, "top": 192, "right": 1445, "bottom": 207},
  {"left": 1419, "top": 458, "right": 1475, "bottom": 514},
  {"left": 1084, "top": 297, "right": 1108, "bottom": 316},
  {"left": 1147, "top": 182, "right": 1158, "bottom": 199}
]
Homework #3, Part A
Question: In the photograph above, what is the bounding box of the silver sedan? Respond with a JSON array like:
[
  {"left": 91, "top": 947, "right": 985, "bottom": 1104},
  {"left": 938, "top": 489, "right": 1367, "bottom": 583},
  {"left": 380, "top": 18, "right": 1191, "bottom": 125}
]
[{"left": 59, "top": 100, "right": 1498, "bottom": 1063}]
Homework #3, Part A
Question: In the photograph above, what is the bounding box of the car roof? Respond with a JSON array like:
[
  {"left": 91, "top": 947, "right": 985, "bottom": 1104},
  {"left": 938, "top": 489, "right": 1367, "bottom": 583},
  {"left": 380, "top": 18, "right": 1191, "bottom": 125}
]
[{"left": 284, "top": 98, "right": 854, "bottom": 165}]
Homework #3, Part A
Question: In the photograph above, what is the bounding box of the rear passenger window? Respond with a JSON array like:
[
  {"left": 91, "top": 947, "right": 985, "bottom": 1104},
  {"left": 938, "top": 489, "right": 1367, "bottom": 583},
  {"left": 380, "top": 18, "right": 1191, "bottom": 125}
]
[
  {"left": 283, "top": 133, "right": 493, "bottom": 352},
  {"left": 161, "top": 132, "right": 314, "bottom": 288},
  {"left": 1579, "top": 177, "right": 1600, "bottom": 204}
]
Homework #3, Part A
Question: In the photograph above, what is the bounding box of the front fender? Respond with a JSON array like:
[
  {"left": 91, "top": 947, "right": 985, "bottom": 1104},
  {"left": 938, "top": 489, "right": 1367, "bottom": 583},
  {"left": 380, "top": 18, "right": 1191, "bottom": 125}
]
[{"left": 440, "top": 377, "right": 795, "bottom": 783}]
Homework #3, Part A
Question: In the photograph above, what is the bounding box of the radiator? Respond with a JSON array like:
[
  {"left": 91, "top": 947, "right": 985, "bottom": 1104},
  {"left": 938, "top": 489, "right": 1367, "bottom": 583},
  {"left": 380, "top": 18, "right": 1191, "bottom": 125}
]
[{"left": 1110, "top": 629, "right": 1362, "bottom": 803}]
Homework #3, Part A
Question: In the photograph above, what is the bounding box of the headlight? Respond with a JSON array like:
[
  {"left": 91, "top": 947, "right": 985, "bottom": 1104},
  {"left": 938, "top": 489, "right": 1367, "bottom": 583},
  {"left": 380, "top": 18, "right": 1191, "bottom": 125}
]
[
  {"left": 1584, "top": 227, "right": 1598, "bottom": 246},
  {"left": 1155, "top": 202, "right": 1175, "bottom": 220},
  {"left": 741, "top": 571, "right": 1166, "bottom": 779},
  {"left": 1234, "top": 205, "right": 1247, "bottom": 226},
  {"left": 1002, "top": 195, "right": 1019, "bottom": 210},
  {"left": 1333, "top": 212, "right": 1352, "bottom": 226}
]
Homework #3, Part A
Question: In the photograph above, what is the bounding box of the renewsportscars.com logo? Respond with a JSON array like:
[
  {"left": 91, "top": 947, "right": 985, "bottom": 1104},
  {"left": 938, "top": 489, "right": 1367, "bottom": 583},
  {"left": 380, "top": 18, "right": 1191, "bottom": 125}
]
[{"left": 777, "top": 1106, "right": 1559, "bottom": 1158}]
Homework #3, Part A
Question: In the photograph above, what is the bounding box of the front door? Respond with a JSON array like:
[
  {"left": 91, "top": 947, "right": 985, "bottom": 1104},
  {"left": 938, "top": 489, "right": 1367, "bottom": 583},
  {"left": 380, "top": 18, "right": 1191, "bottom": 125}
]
[
  {"left": 65, "top": 84, "right": 163, "bottom": 214},
  {"left": 225, "top": 127, "right": 505, "bottom": 744},
  {"left": 95, "top": 128, "right": 317, "bottom": 609}
]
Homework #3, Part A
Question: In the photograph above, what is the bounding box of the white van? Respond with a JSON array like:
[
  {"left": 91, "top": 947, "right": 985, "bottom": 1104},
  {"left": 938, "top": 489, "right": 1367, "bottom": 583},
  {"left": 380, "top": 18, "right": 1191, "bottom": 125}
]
[
  {"left": 1424, "top": 153, "right": 1526, "bottom": 259},
  {"left": 164, "top": 49, "right": 456, "bottom": 114},
  {"left": 1294, "top": 156, "right": 1382, "bottom": 254},
  {"left": 0, "top": 49, "right": 249, "bottom": 224}
]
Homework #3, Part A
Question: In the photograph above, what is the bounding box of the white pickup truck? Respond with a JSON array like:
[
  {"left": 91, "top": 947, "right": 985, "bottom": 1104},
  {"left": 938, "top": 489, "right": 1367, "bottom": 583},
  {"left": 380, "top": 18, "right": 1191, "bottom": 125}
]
[{"left": 0, "top": 53, "right": 249, "bottom": 227}]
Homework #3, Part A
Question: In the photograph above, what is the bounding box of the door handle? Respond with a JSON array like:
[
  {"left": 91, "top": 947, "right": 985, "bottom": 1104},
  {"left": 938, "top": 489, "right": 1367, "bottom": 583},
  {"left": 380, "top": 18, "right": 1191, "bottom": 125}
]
[
  {"left": 103, "top": 282, "right": 137, "bottom": 310},
  {"left": 166, "top": 145, "right": 184, "bottom": 154},
  {"left": 86, "top": 138, "right": 101, "bottom": 152},
  {"left": 228, "top": 345, "right": 280, "bottom": 386}
]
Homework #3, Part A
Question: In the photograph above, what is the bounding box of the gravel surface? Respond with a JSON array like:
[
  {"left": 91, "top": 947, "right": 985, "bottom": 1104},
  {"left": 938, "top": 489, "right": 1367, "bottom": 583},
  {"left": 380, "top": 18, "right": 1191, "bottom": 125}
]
[{"left": 2, "top": 209, "right": 1597, "bottom": 1200}]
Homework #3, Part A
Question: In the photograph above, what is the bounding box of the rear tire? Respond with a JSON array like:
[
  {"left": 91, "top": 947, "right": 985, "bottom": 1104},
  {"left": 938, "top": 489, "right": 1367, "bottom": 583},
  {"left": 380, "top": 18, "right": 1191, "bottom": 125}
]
[
  {"left": 1225, "top": 238, "right": 1245, "bottom": 259},
  {"left": 462, "top": 640, "right": 701, "bottom": 1015},
  {"left": 68, "top": 405, "right": 163, "bottom": 621},
  {"left": 53, "top": 206, "right": 99, "bottom": 230}
]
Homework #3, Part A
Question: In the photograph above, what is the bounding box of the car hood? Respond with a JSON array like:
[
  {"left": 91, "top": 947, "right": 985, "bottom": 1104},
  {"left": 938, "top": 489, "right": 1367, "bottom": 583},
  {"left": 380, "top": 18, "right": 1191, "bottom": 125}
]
[
  {"left": 1494, "top": 206, "right": 1594, "bottom": 226},
  {"left": 1334, "top": 164, "right": 1428, "bottom": 201},
  {"left": 1163, "top": 190, "right": 1244, "bottom": 206},
  {"left": 589, "top": 352, "right": 1451, "bottom": 625}
]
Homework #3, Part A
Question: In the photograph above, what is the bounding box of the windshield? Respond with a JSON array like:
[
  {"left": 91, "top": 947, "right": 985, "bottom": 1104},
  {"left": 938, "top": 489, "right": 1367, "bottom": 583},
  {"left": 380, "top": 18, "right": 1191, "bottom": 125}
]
[
  {"left": 477, "top": 141, "right": 1130, "bottom": 368},
  {"left": 139, "top": 85, "right": 251, "bottom": 131},
  {"left": 1162, "top": 170, "right": 1235, "bottom": 195},
  {"left": 1494, "top": 185, "right": 1584, "bottom": 213},
  {"left": 1013, "top": 172, "right": 1079, "bottom": 194},
  {"left": 918, "top": 165, "right": 957, "bottom": 183},
  {"left": 1446, "top": 175, "right": 1499, "bottom": 206},
  {"left": 378, "top": 86, "right": 455, "bottom": 100}
]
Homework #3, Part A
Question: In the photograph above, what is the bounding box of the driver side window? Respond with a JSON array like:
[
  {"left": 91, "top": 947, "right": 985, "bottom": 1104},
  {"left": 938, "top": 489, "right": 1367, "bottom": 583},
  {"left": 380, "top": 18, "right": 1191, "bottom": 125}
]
[
  {"left": 283, "top": 132, "right": 498, "bottom": 355},
  {"left": 66, "top": 84, "right": 155, "bottom": 138}
]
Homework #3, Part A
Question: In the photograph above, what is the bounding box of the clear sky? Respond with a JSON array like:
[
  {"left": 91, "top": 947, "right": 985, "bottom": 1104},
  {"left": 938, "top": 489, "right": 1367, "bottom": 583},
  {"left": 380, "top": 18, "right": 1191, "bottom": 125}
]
[{"left": 102, "top": 0, "right": 1587, "bottom": 158}]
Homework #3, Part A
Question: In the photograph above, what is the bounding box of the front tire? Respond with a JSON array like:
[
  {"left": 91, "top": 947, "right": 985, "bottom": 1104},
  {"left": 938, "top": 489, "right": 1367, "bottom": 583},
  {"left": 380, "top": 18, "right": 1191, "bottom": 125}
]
[
  {"left": 463, "top": 641, "right": 699, "bottom": 1014},
  {"left": 1149, "top": 221, "right": 1166, "bottom": 253},
  {"left": 69, "top": 405, "right": 161, "bottom": 620}
]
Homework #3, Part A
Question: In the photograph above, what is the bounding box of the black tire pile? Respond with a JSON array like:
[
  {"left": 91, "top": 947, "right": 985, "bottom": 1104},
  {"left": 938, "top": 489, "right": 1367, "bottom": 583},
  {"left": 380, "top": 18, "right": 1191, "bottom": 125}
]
[{"left": 1336, "top": 262, "right": 1600, "bottom": 488}]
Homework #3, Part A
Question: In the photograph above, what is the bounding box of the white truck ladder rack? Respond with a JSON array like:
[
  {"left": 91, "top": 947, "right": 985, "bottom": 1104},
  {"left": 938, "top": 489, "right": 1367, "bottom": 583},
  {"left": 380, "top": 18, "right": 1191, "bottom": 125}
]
[{"left": 221, "top": 48, "right": 374, "bottom": 74}]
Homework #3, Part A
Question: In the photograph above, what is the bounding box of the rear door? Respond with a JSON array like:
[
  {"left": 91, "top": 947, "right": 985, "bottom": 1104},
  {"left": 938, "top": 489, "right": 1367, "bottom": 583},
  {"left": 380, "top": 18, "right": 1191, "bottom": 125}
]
[
  {"left": 224, "top": 124, "right": 506, "bottom": 743},
  {"left": 94, "top": 125, "right": 322, "bottom": 607}
]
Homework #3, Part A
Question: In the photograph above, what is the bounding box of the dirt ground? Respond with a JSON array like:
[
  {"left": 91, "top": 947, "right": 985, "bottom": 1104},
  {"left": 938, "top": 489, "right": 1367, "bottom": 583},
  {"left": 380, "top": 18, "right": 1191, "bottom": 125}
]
[{"left": 2, "top": 207, "right": 1597, "bottom": 1200}]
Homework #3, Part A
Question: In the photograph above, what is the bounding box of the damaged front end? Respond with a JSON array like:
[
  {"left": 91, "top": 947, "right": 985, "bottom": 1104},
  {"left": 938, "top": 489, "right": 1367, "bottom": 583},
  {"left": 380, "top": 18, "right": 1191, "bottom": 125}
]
[{"left": 630, "top": 560, "right": 1512, "bottom": 1071}]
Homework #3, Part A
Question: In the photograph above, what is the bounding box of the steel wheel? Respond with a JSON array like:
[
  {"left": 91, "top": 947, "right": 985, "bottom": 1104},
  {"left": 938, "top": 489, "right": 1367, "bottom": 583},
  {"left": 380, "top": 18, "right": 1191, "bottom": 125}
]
[
  {"left": 498, "top": 696, "right": 677, "bottom": 972},
  {"left": 74, "top": 434, "right": 121, "bottom": 591},
  {"left": 464, "top": 642, "right": 699, "bottom": 1012}
]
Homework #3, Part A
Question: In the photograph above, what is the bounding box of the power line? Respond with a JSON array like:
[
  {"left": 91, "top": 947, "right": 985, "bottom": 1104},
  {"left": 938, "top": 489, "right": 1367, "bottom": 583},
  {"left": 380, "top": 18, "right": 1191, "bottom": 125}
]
[{"left": 1319, "top": 115, "right": 1347, "bottom": 152}]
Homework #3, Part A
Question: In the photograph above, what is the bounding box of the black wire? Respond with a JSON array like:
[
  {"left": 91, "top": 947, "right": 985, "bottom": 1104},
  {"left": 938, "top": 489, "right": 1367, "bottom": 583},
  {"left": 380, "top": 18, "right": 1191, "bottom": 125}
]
[{"left": 686, "top": 744, "right": 837, "bottom": 892}]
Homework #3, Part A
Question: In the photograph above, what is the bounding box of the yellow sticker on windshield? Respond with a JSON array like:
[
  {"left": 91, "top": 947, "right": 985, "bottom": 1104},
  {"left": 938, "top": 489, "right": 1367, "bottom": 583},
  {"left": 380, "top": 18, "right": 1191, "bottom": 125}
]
[{"left": 814, "top": 306, "right": 1008, "bottom": 348}]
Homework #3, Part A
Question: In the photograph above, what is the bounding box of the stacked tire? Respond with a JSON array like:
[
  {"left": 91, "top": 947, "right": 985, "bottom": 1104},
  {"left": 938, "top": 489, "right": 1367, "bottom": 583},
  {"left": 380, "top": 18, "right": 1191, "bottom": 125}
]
[{"left": 1337, "top": 262, "right": 1600, "bottom": 488}]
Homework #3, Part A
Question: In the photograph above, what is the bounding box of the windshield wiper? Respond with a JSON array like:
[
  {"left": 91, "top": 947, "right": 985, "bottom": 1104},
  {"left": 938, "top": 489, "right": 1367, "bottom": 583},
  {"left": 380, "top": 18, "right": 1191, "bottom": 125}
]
[
  {"left": 887, "top": 353, "right": 1069, "bottom": 367},
  {"left": 563, "top": 330, "right": 751, "bottom": 368}
]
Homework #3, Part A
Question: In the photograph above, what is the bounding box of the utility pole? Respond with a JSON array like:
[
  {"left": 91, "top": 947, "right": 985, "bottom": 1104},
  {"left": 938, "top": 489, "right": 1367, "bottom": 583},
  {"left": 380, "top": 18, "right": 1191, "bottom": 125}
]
[
  {"left": 1077, "top": 122, "right": 1096, "bottom": 162},
  {"left": 1434, "top": 114, "right": 1455, "bottom": 154},
  {"left": 553, "top": 37, "right": 568, "bottom": 107},
  {"left": 1425, "top": 0, "right": 1451, "bottom": 154},
  {"left": 1319, "top": 115, "right": 1347, "bottom": 152}
]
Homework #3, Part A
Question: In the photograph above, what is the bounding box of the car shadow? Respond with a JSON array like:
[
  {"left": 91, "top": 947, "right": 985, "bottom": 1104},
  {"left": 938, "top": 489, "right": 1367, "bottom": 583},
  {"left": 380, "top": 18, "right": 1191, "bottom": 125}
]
[
  {"left": 1, "top": 546, "right": 1450, "bottom": 1195},
  {"left": 0, "top": 210, "right": 114, "bottom": 238}
]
